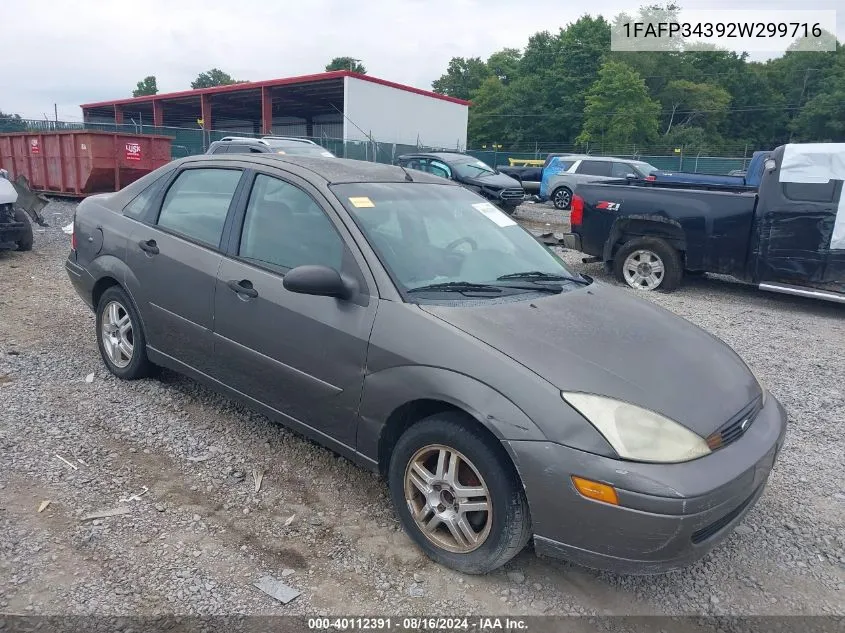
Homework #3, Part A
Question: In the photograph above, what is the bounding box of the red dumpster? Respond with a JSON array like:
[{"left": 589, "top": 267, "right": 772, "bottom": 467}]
[{"left": 0, "top": 131, "right": 173, "bottom": 197}]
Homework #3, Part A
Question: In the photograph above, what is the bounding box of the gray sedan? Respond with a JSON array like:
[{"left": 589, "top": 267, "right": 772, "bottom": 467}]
[{"left": 66, "top": 154, "right": 787, "bottom": 575}]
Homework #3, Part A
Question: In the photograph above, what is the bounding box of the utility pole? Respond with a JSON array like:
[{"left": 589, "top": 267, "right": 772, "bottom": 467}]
[{"left": 54, "top": 103, "right": 58, "bottom": 123}]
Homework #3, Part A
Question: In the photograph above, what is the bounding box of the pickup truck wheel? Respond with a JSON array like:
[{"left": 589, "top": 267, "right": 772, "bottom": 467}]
[
  {"left": 551, "top": 187, "right": 572, "bottom": 210},
  {"left": 614, "top": 238, "right": 682, "bottom": 292},
  {"left": 14, "top": 209, "right": 34, "bottom": 251}
]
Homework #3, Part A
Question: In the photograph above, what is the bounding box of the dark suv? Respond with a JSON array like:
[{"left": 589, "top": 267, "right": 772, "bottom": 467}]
[
  {"left": 207, "top": 136, "right": 336, "bottom": 158},
  {"left": 397, "top": 152, "right": 525, "bottom": 213}
]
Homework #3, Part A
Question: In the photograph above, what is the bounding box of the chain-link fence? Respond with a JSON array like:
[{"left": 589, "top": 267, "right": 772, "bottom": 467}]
[{"left": 2, "top": 116, "right": 756, "bottom": 174}]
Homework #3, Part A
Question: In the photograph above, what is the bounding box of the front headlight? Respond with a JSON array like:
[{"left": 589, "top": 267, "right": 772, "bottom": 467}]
[{"left": 562, "top": 393, "right": 711, "bottom": 463}]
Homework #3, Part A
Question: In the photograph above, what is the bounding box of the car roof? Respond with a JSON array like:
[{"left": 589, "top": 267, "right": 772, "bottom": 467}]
[{"left": 181, "top": 154, "right": 453, "bottom": 185}]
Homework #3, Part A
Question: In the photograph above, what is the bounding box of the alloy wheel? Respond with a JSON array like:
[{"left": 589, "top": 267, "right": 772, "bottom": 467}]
[
  {"left": 101, "top": 300, "right": 134, "bottom": 368},
  {"left": 622, "top": 249, "right": 665, "bottom": 290},
  {"left": 404, "top": 444, "right": 492, "bottom": 554}
]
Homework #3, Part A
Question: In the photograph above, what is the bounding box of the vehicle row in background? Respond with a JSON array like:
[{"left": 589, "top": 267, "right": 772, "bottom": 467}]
[
  {"left": 396, "top": 152, "right": 525, "bottom": 213},
  {"left": 550, "top": 143, "right": 845, "bottom": 303},
  {"left": 540, "top": 156, "right": 659, "bottom": 210},
  {"left": 206, "top": 136, "right": 337, "bottom": 157}
]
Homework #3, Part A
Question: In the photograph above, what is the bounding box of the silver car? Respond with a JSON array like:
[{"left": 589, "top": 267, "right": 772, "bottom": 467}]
[{"left": 541, "top": 156, "right": 658, "bottom": 210}]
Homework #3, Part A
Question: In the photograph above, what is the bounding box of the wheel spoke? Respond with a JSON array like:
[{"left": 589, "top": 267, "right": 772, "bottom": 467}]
[
  {"left": 411, "top": 461, "right": 435, "bottom": 487},
  {"left": 434, "top": 449, "right": 447, "bottom": 479},
  {"left": 424, "top": 514, "right": 441, "bottom": 533},
  {"left": 102, "top": 335, "right": 115, "bottom": 361},
  {"left": 650, "top": 260, "right": 664, "bottom": 273},
  {"left": 458, "top": 499, "right": 488, "bottom": 513},
  {"left": 456, "top": 516, "right": 479, "bottom": 545},
  {"left": 443, "top": 451, "right": 460, "bottom": 486},
  {"left": 118, "top": 339, "right": 133, "bottom": 360},
  {"left": 409, "top": 470, "right": 432, "bottom": 495},
  {"left": 415, "top": 503, "right": 434, "bottom": 523},
  {"left": 108, "top": 302, "right": 120, "bottom": 325},
  {"left": 444, "top": 516, "right": 470, "bottom": 548},
  {"left": 117, "top": 314, "right": 131, "bottom": 335}
]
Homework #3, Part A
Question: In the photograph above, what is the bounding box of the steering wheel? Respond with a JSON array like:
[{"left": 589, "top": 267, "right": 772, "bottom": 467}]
[{"left": 445, "top": 236, "right": 478, "bottom": 252}]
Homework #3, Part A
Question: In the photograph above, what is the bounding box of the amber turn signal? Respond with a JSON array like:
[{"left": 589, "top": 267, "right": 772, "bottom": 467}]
[{"left": 571, "top": 476, "right": 619, "bottom": 505}]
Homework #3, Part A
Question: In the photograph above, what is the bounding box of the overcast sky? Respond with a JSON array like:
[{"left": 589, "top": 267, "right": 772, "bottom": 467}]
[{"left": 2, "top": 0, "right": 842, "bottom": 120}]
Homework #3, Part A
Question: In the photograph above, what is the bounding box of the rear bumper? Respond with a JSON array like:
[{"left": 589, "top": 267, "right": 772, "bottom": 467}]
[
  {"left": 509, "top": 393, "right": 788, "bottom": 574},
  {"left": 65, "top": 256, "right": 96, "bottom": 310}
]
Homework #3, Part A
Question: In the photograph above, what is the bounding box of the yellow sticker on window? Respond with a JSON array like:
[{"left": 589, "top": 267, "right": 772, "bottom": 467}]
[{"left": 349, "top": 196, "right": 375, "bottom": 208}]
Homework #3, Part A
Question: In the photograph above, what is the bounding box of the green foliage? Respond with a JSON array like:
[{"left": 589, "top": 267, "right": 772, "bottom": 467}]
[
  {"left": 431, "top": 5, "right": 845, "bottom": 150},
  {"left": 325, "top": 57, "right": 367, "bottom": 73},
  {"left": 576, "top": 60, "right": 660, "bottom": 149},
  {"left": 132, "top": 76, "right": 158, "bottom": 97},
  {"left": 0, "top": 110, "right": 26, "bottom": 132},
  {"left": 191, "top": 68, "right": 245, "bottom": 89}
]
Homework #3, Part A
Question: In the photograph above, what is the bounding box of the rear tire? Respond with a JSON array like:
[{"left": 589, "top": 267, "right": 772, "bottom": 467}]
[
  {"left": 551, "top": 187, "right": 572, "bottom": 210},
  {"left": 613, "top": 237, "right": 682, "bottom": 292},
  {"left": 95, "top": 286, "right": 155, "bottom": 380},
  {"left": 388, "top": 414, "right": 531, "bottom": 574},
  {"left": 14, "top": 209, "right": 33, "bottom": 251}
]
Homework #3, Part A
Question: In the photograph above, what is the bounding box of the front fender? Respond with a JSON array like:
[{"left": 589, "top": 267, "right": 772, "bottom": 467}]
[{"left": 355, "top": 364, "right": 547, "bottom": 465}]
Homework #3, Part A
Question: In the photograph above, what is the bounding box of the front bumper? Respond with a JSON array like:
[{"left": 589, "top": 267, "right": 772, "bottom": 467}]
[{"left": 509, "top": 393, "right": 788, "bottom": 574}]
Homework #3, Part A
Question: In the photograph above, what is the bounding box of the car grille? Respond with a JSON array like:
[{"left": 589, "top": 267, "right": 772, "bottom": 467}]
[
  {"left": 691, "top": 490, "right": 757, "bottom": 544},
  {"left": 705, "top": 397, "right": 763, "bottom": 451},
  {"left": 499, "top": 188, "right": 525, "bottom": 200}
]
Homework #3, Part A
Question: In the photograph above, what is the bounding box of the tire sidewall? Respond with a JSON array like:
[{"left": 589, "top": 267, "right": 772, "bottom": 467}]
[
  {"left": 613, "top": 238, "right": 682, "bottom": 292},
  {"left": 13, "top": 209, "right": 33, "bottom": 251},
  {"left": 388, "top": 416, "right": 528, "bottom": 574},
  {"left": 95, "top": 286, "right": 150, "bottom": 379},
  {"left": 552, "top": 187, "right": 572, "bottom": 210}
]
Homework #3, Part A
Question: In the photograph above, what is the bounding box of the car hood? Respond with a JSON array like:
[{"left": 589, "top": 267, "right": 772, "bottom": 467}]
[
  {"left": 420, "top": 283, "right": 760, "bottom": 437},
  {"left": 463, "top": 172, "right": 522, "bottom": 189}
]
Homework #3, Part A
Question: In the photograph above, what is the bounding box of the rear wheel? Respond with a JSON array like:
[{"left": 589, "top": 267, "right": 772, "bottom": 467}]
[
  {"left": 551, "top": 187, "right": 572, "bottom": 210},
  {"left": 14, "top": 208, "right": 33, "bottom": 251},
  {"left": 388, "top": 414, "right": 531, "bottom": 574},
  {"left": 95, "top": 286, "right": 155, "bottom": 379},
  {"left": 613, "top": 237, "right": 682, "bottom": 292}
]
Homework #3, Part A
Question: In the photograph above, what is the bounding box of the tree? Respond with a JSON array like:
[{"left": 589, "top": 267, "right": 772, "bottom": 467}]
[
  {"left": 431, "top": 57, "right": 490, "bottom": 100},
  {"left": 486, "top": 49, "right": 522, "bottom": 85},
  {"left": 191, "top": 68, "right": 244, "bottom": 89},
  {"left": 660, "top": 80, "right": 731, "bottom": 134},
  {"left": 577, "top": 60, "right": 660, "bottom": 150},
  {"left": 0, "top": 110, "right": 25, "bottom": 132},
  {"left": 132, "top": 76, "right": 158, "bottom": 97},
  {"left": 325, "top": 57, "right": 366, "bottom": 73}
]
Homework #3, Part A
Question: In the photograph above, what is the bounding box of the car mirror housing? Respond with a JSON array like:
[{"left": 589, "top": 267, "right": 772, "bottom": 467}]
[{"left": 283, "top": 265, "right": 356, "bottom": 300}]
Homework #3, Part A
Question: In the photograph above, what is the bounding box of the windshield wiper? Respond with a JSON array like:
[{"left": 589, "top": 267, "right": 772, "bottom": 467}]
[
  {"left": 497, "top": 271, "right": 591, "bottom": 286},
  {"left": 407, "top": 281, "right": 503, "bottom": 294}
]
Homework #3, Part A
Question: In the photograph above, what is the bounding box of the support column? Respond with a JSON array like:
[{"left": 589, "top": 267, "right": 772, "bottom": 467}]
[
  {"left": 152, "top": 100, "right": 164, "bottom": 127},
  {"left": 305, "top": 116, "right": 314, "bottom": 138},
  {"left": 114, "top": 105, "right": 124, "bottom": 125},
  {"left": 261, "top": 87, "right": 272, "bottom": 135},
  {"left": 200, "top": 94, "right": 211, "bottom": 130}
]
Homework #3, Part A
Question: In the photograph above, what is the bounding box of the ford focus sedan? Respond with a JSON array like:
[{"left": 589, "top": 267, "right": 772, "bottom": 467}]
[{"left": 66, "top": 154, "right": 787, "bottom": 575}]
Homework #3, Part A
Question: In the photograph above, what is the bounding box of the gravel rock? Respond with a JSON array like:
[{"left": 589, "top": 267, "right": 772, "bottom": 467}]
[{"left": 507, "top": 571, "right": 525, "bottom": 584}]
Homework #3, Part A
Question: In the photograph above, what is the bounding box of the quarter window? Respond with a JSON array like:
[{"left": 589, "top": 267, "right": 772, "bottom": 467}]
[
  {"left": 157, "top": 168, "right": 242, "bottom": 247},
  {"left": 782, "top": 181, "right": 838, "bottom": 203},
  {"left": 239, "top": 174, "right": 344, "bottom": 273}
]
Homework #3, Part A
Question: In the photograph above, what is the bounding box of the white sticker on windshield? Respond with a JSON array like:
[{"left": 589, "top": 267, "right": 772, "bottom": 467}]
[{"left": 472, "top": 202, "right": 517, "bottom": 227}]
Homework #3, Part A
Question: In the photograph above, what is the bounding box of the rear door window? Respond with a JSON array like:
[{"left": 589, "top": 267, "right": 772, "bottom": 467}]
[
  {"left": 781, "top": 181, "right": 838, "bottom": 203},
  {"left": 610, "top": 162, "right": 636, "bottom": 178},
  {"left": 577, "top": 160, "right": 613, "bottom": 176},
  {"left": 157, "top": 168, "right": 242, "bottom": 248}
]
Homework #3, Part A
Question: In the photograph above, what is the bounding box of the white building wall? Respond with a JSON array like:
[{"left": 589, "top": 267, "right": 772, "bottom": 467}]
[{"left": 343, "top": 77, "right": 468, "bottom": 149}]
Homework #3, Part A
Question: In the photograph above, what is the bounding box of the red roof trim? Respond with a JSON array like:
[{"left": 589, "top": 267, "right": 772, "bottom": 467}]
[{"left": 81, "top": 71, "right": 471, "bottom": 109}]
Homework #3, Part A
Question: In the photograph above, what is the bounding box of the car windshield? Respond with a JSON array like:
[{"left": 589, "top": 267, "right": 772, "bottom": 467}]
[
  {"left": 267, "top": 142, "right": 335, "bottom": 157},
  {"left": 332, "top": 182, "right": 587, "bottom": 299},
  {"left": 449, "top": 158, "right": 497, "bottom": 179}
]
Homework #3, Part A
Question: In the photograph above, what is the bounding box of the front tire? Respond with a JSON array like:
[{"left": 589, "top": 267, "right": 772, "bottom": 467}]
[
  {"left": 388, "top": 414, "right": 531, "bottom": 574},
  {"left": 95, "top": 286, "right": 155, "bottom": 379},
  {"left": 551, "top": 187, "right": 572, "bottom": 210},
  {"left": 14, "top": 208, "right": 33, "bottom": 251},
  {"left": 613, "top": 237, "right": 682, "bottom": 292}
]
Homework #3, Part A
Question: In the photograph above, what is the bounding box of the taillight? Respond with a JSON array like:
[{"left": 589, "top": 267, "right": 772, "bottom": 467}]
[
  {"left": 646, "top": 175, "right": 656, "bottom": 181},
  {"left": 571, "top": 194, "right": 584, "bottom": 226}
]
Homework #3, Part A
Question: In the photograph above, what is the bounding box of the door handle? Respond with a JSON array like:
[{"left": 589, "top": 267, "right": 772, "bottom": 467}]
[
  {"left": 227, "top": 279, "right": 259, "bottom": 298},
  {"left": 138, "top": 239, "right": 159, "bottom": 255}
]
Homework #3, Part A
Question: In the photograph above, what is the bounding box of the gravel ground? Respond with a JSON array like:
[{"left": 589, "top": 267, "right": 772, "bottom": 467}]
[{"left": 0, "top": 200, "right": 843, "bottom": 617}]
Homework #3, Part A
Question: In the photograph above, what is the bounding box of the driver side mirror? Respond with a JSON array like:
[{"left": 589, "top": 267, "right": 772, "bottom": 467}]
[{"left": 283, "top": 265, "right": 357, "bottom": 300}]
